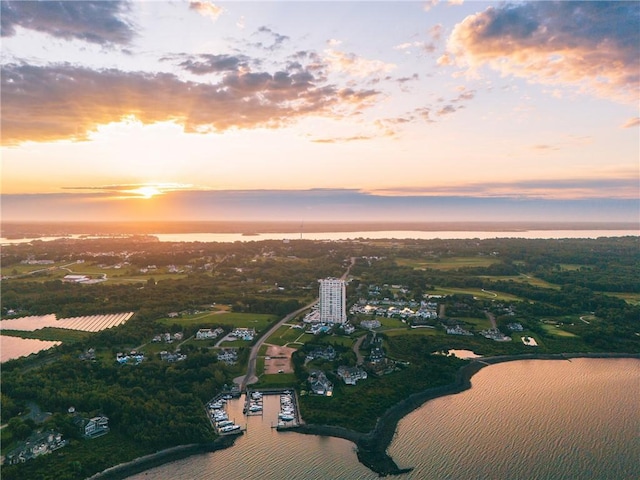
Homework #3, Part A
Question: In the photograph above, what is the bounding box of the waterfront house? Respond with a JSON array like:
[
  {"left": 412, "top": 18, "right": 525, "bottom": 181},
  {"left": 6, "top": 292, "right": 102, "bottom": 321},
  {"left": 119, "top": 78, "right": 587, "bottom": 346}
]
[
  {"left": 337, "top": 366, "right": 368, "bottom": 385},
  {"left": 4, "top": 431, "right": 67, "bottom": 465},
  {"left": 82, "top": 415, "right": 110, "bottom": 439}
]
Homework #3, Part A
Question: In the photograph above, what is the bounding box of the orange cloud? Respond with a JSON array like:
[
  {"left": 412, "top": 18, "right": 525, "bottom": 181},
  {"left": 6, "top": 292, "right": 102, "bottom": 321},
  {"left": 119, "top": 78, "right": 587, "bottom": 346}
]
[
  {"left": 1, "top": 64, "right": 380, "bottom": 145},
  {"left": 621, "top": 117, "right": 640, "bottom": 129},
  {"left": 446, "top": 2, "right": 639, "bottom": 103},
  {"left": 189, "top": 1, "right": 223, "bottom": 22},
  {"left": 323, "top": 49, "right": 396, "bottom": 78}
]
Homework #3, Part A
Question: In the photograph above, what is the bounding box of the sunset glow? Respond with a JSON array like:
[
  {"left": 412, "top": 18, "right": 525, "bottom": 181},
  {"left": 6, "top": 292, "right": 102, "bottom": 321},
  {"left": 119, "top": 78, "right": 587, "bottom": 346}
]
[
  {"left": 128, "top": 186, "right": 162, "bottom": 199},
  {"left": 1, "top": 1, "right": 638, "bottom": 223}
]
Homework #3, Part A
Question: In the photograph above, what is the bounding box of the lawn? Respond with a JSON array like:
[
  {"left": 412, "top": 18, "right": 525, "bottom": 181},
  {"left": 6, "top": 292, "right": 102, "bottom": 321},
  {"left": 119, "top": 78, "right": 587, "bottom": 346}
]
[
  {"left": 317, "top": 335, "right": 354, "bottom": 348},
  {"left": 430, "top": 286, "right": 522, "bottom": 301},
  {"left": 377, "top": 317, "right": 407, "bottom": 329},
  {"left": 157, "top": 312, "right": 277, "bottom": 330},
  {"left": 256, "top": 372, "right": 297, "bottom": 387},
  {"left": 396, "top": 256, "right": 498, "bottom": 270},
  {"left": 384, "top": 327, "right": 441, "bottom": 337},
  {"left": 256, "top": 357, "right": 265, "bottom": 375},
  {"left": 540, "top": 324, "right": 577, "bottom": 337},
  {"left": 457, "top": 316, "right": 492, "bottom": 330},
  {"left": 267, "top": 325, "right": 304, "bottom": 346}
]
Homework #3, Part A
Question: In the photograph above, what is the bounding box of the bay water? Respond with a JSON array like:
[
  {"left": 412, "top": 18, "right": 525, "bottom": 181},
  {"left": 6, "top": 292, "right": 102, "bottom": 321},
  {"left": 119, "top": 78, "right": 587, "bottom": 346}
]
[{"left": 126, "top": 358, "right": 639, "bottom": 479}]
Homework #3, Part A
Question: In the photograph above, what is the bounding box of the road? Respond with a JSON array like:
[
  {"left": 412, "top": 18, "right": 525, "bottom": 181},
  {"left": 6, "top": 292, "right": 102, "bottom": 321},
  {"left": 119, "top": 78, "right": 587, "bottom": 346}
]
[
  {"left": 236, "top": 299, "right": 318, "bottom": 390},
  {"left": 236, "top": 256, "right": 357, "bottom": 390}
]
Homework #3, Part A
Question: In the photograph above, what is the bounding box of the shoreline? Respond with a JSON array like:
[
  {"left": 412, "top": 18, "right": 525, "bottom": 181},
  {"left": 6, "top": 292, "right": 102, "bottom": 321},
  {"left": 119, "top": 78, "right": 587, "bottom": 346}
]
[
  {"left": 285, "top": 352, "right": 640, "bottom": 476},
  {"left": 86, "top": 435, "right": 237, "bottom": 480},
  {"left": 90, "top": 353, "right": 639, "bottom": 479}
]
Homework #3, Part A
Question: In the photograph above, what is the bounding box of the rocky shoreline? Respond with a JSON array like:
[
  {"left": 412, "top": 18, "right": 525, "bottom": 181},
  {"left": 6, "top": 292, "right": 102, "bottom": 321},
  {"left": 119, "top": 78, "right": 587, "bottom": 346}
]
[
  {"left": 86, "top": 435, "right": 237, "bottom": 480},
  {"left": 91, "top": 353, "right": 639, "bottom": 478}
]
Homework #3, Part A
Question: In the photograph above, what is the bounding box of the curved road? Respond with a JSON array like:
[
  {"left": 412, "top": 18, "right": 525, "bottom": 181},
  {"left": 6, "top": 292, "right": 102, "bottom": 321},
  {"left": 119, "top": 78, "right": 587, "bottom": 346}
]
[{"left": 236, "top": 257, "right": 356, "bottom": 390}]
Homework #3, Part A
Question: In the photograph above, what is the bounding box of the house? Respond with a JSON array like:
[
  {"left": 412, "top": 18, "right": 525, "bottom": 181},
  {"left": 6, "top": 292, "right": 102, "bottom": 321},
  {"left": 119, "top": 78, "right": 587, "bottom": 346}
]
[
  {"left": 308, "top": 370, "right": 333, "bottom": 396},
  {"left": 230, "top": 328, "right": 255, "bottom": 341},
  {"left": 116, "top": 352, "right": 144, "bottom": 364},
  {"left": 337, "top": 366, "right": 368, "bottom": 385},
  {"left": 305, "top": 345, "right": 336, "bottom": 362},
  {"left": 342, "top": 323, "right": 356, "bottom": 335},
  {"left": 196, "top": 327, "right": 223, "bottom": 340},
  {"left": 159, "top": 351, "right": 187, "bottom": 362},
  {"left": 4, "top": 431, "right": 67, "bottom": 465},
  {"left": 217, "top": 348, "right": 238, "bottom": 364},
  {"left": 79, "top": 348, "right": 96, "bottom": 361},
  {"left": 369, "top": 346, "right": 385, "bottom": 363},
  {"left": 360, "top": 319, "right": 381, "bottom": 330},
  {"left": 82, "top": 415, "right": 110, "bottom": 439}
]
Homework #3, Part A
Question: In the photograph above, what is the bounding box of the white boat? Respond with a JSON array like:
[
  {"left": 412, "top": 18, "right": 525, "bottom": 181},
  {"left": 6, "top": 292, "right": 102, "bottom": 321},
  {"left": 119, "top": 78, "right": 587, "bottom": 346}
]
[
  {"left": 249, "top": 404, "right": 263, "bottom": 412},
  {"left": 251, "top": 392, "right": 263, "bottom": 400},
  {"left": 221, "top": 424, "right": 241, "bottom": 432},
  {"left": 279, "top": 414, "right": 295, "bottom": 421}
]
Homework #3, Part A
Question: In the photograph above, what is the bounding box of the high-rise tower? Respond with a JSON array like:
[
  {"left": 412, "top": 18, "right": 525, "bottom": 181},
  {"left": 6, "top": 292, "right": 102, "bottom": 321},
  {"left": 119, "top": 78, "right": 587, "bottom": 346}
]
[{"left": 318, "top": 278, "right": 346, "bottom": 324}]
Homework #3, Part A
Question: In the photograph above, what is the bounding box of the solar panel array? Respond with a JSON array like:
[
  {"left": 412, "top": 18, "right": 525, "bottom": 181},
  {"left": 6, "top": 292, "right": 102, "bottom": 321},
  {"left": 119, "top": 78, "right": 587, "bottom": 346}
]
[{"left": 0, "top": 312, "right": 134, "bottom": 332}]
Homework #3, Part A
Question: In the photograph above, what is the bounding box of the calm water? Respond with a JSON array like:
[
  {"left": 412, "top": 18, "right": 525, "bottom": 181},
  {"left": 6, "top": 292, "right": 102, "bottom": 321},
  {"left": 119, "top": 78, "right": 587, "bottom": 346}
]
[
  {"left": 1, "top": 230, "right": 637, "bottom": 244},
  {"left": 0, "top": 335, "right": 61, "bottom": 363},
  {"left": 127, "top": 358, "right": 639, "bottom": 480}
]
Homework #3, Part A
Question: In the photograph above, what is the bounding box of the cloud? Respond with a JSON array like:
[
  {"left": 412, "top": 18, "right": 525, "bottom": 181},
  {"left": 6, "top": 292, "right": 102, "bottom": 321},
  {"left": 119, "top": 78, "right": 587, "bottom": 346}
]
[
  {"left": 423, "top": 1, "right": 439, "bottom": 13},
  {"left": 394, "top": 41, "right": 436, "bottom": 54},
  {"left": 174, "top": 53, "right": 251, "bottom": 74},
  {"left": 621, "top": 117, "right": 640, "bottom": 129},
  {"left": 311, "top": 135, "right": 375, "bottom": 144},
  {"left": 428, "top": 24, "right": 444, "bottom": 42},
  {"left": 1, "top": 63, "right": 381, "bottom": 145},
  {"left": 2, "top": 188, "right": 638, "bottom": 223},
  {"left": 446, "top": 1, "right": 640, "bottom": 102},
  {"left": 371, "top": 177, "right": 640, "bottom": 200},
  {"left": 436, "top": 104, "right": 458, "bottom": 116},
  {"left": 0, "top": 0, "right": 135, "bottom": 45},
  {"left": 324, "top": 49, "right": 396, "bottom": 78},
  {"left": 189, "top": 1, "right": 223, "bottom": 22},
  {"left": 253, "top": 26, "right": 290, "bottom": 50}
]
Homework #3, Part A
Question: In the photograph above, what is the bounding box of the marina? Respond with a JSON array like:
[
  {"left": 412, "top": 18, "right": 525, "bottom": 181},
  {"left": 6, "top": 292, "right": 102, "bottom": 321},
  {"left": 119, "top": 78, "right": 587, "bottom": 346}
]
[
  {"left": 206, "top": 387, "right": 301, "bottom": 436},
  {"left": 206, "top": 390, "right": 244, "bottom": 437}
]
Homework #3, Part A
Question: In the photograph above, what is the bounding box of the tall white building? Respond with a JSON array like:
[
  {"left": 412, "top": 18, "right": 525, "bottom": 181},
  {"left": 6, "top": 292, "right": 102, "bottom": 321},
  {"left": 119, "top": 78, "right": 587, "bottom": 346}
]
[{"left": 318, "top": 278, "right": 346, "bottom": 324}]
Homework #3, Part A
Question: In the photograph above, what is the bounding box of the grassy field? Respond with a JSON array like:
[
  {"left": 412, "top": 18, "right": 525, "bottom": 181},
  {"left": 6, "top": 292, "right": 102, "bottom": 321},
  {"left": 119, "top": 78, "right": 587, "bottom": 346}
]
[
  {"left": 396, "top": 256, "right": 498, "bottom": 270},
  {"left": 0, "top": 328, "right": 92, "bottom": 343},
  {"left": 157, "top": 312, "right": 277, "bottom": 331},
  {"left": 317, "top": 335, "right": 354, "bottom": 348},
  {"left": 267, "top": 325, "right": 305, "bottom": 346},
  {"left": 256, "top": 372, "right": 297, "bottom": 387},
  {"left": 602, "top": 292, "right": 640, "bottom": 305},
  {"left": 457, "top": 316, "right": 492, "bottom": 330},
  {"left": 479, "top": 274, "right": 561, "bottom": 289},
  {"left": 376, "top": 317, "right": 407, "bottom": 329},
  {"left": 430, "top": 286, "right": 522, "bottom": 301},
  {"left": 384, "top": 327, "right": 441, "bottom": 337},
  {"left": 558, "top": 264, "right": 586, "bottom": 271},
  {"left": 256, "top": 356, "right": 265, "bottom": 375},
  {"left": 540, "top": 324, "right": 577, "bottom": 337}
]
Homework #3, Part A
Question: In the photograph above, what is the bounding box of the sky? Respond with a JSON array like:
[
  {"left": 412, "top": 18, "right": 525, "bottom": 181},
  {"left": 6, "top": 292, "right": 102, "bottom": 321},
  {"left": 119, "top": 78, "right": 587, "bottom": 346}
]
[{"left": 1, "top": 0, "right": 639, "bottom": 223}]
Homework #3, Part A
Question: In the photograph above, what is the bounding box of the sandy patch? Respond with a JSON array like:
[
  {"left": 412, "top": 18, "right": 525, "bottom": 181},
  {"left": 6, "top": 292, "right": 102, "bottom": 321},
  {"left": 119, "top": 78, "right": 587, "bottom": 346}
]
[{"left": 264, "top": 344, "right": 296, "bottom": 374}]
